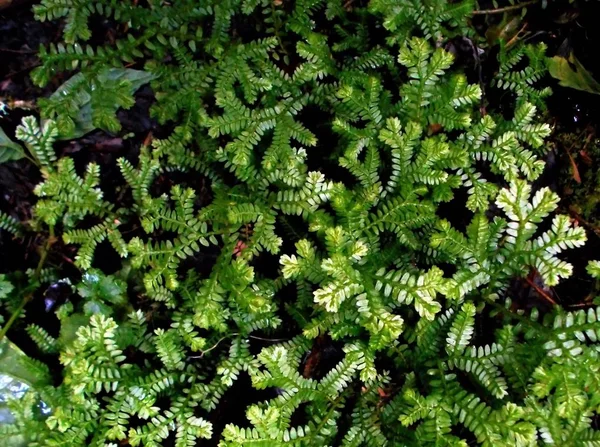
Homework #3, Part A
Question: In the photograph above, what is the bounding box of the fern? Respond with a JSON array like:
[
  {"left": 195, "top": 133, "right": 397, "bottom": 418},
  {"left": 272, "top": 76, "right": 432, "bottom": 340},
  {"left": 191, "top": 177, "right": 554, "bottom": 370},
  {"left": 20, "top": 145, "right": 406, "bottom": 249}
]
[
  {"left": 0, "top": 212, "right": 23, "bottom": 236},
  {"left": 0, "top": 1, "right": 598, "bottom": 446}
]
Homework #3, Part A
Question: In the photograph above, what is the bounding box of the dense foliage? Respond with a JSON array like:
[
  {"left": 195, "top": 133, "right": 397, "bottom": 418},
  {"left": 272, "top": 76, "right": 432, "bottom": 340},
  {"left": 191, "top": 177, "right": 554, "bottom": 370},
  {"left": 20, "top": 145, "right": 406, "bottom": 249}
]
[{"left": 1, "top": 0, "right": 600, "bottom": 446}]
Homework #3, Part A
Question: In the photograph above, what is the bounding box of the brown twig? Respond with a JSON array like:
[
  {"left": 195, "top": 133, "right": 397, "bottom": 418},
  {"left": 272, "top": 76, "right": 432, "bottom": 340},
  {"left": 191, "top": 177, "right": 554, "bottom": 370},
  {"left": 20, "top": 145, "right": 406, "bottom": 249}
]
[
  {"left": 564, "top": 149, "right": 582, "bottom": 184},
  {"left": 142, "top": 131, "right": 154, "bottom": 148},
  {"left": 59, "top": 253, "right": 75, "bottom": 265},
  {"left": 568, "top": 206, "right": 600, "bottom": 237},
  {"left": 505, "top": 23, "right": 529, "bottom": 48},
  {"left": 525, "top": 276, "right": 557, "bottom": 306},
  {"left": 566, "top": 301, "right": 595, "bottom": 309},
  {"left": 472, "top": 0, "right": 539, "bottom": 15},
  {"left": 248, "top": 335, "right": 290, "bottom": 342},
  {"left": 0, "top": 47, "right": 36, "bottom": 54}
]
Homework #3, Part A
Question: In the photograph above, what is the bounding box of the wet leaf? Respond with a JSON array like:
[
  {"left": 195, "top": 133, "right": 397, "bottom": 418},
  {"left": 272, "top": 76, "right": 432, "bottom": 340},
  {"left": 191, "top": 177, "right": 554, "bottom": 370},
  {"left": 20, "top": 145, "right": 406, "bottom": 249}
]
[
  {"left": 0, "top": 340, "right": 51, "bottom": 443},
  {"left": 48, "top": 68, "right": 155, "bottom": 139},
  {"left": 548, "top": 53, "right": 600, "bottom": 95},
  {"left": 0, "top": 339, "right": 50, "bottom": 388},
  {"left": 57, "top": 313, "right": 89, "bottom": 347},
  {"left": 77, "top": 269, "right": 126, "bottom": 316},
  {"left": 0, "top": 126, "right": 25, "bottom": 164}
]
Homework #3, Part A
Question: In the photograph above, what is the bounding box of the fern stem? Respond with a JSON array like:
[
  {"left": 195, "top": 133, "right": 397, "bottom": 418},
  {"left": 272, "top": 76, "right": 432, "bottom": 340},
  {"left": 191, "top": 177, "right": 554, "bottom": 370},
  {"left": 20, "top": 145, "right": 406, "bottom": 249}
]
[
  {"left": 0, "top": 297, "right": 28, "bottom": 343},
  {"left": 0, "top": 226, "right": 54, "bottom": 343},
  {"left": 472, "top": 0, "right": 538, "bottom": 15},
  {"left": 189, "top": 333, "right": 291, "bottom": 358},
  {"left": 270, "top": 1, "right": 288, "bottom": 57},
  {"left": 302, "top": 391, "right": 346, "bottom": 444},
  {"left": 0, "top": 47, "right": 36, "bottom": 54},
  {"left": 485, "top": 297, "right": 549, "bottom": 334},
  {"left": 525, "top": 276, "right": 557, "bottom": 306},
  {"left": 248, "top": 334, "right": 290, "bottom": 342},
  {"left": 6, "top": 142, "right": 40, "bottom": 167},
  {"left": 568, "top": 205, "right": 600, "bottom": 238},
  {"left": 34, "top": 225, "right": 54, "bottom": 279},
  {"left": 190, "top": 334, "right": 236, "bottom": 358}
]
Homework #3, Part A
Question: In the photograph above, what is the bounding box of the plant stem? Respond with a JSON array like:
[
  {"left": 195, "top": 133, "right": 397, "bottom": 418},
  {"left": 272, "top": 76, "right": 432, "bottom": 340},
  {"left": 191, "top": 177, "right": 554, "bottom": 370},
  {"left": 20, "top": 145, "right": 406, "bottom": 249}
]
[
  {"left": 472, "top": 0, "right": 538, "bottom": 15},
  {"left": 0, "top": 48, "right": 36, "bottom": 54},
  {"left": 312, "top": 392, "right": 345, "bottom": 439},
  {"left": 0, "top": 226, "right": 54, "bottom": 343},
  {"left": 569, "top": 206, "right": 600, "bottom": 237},
  {"left": 270, "top": 1, "right": 289, "bottom": 57},
  {"left": 193, "top": 334, "right": 236, "bottom": 358},
  {"left": 248, "top": 334, "right": 290, "bottom": 342},
  {"left": 0, "top": 298, "right": 28, "bottom": 342},
  {"left": 188, "top": 332, "right": 290, "bottom": 358},
  {"left": 485, "top": 297, "right": 549, "bottom": 333},
  {"left": 525, "top": 276, "right": 557, "bottom": 306},
  {"left": 34, "top": 225, "right": 54, "bottom": 278}
]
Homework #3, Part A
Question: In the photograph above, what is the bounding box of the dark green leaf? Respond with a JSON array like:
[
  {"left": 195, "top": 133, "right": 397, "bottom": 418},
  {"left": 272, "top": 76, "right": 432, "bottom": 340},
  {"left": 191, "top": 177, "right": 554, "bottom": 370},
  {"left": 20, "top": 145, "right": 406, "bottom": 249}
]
[
  {"left": 0, "top": 127, "right": 25, "bottom": 164},
  {"left": 0, "top": 340, "right": 48, "bottom": 388},
  {"left": 48, "top": 68, "right": 156, "bottom": 139},
  {"left": 57, "top": 313, "right": 90, "bottom": 347}
]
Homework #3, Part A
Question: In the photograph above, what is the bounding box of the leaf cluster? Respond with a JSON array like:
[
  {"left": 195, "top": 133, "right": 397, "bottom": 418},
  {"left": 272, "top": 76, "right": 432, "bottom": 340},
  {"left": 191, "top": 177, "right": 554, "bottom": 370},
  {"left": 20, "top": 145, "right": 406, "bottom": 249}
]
[{"left": 0, "top": 1, "right": 597, "bottom": 446}]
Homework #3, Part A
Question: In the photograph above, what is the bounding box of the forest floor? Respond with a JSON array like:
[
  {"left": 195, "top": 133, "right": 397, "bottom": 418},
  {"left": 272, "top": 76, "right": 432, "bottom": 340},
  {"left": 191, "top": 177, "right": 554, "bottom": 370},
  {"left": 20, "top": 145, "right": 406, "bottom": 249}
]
[
  {"left": 1, "top": 0, "right": 600, "bottom": 364},
  {"left": 2, "top": 2, "right": 600, "bottom": 445}
]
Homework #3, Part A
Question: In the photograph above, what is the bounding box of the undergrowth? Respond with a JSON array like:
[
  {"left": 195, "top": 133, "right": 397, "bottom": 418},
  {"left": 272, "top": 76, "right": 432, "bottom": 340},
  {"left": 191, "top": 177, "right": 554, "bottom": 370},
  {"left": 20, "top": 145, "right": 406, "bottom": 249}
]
[{"left": 0, "top": 0, "right": 599, "bottom": 446}]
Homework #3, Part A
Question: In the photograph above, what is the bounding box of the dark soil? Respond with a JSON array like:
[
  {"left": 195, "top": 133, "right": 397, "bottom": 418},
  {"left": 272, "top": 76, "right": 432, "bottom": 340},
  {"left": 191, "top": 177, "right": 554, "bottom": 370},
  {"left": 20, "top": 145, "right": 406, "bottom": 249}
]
[
  {"left": 526, "top": 0, "right": 600, "bottom": 308},
  {"left": 0, "top": 4, "right": 165, "bottom": 374},
  {"left": 0, "top": 0, "right": 598, "bottom": 336},
  {"left": 0, "top": 5, "right": 58, "bottom": 278},
  {"left": 2, "top": 1, "right": 600, "bottom": 444},
  {"left": 470, "top": 0, "right": 600, "bottom": 309},
  {"left": 0, "top": 5, "right": 160, "bottom": 274}
]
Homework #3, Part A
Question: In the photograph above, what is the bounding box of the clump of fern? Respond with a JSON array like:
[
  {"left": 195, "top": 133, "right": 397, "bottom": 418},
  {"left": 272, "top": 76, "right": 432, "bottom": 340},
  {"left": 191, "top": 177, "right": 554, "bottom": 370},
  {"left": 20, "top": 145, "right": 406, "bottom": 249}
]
[{"left": 0, "top": 1, "right": 598, "bottom": 446}]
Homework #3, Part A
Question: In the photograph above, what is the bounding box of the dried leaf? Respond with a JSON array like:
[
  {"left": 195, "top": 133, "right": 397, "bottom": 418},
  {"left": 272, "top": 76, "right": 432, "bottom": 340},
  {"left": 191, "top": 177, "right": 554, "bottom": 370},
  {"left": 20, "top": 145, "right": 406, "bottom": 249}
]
[
  {"left": 548, "top": 53, "right": 600, "bottom": 95},
  {"left": 566, "top": 150, "right": 581, "bottom": 184},
  {"left": 579, "top": 150, "right": 592, "bottom": 165}
]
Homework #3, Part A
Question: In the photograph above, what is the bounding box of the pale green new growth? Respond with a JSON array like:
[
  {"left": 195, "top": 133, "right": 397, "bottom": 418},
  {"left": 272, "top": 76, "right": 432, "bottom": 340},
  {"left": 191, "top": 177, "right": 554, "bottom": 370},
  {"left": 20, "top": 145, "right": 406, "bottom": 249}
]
[{"left": 0, "top": 1, "right": 598, "bottom": 446}]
